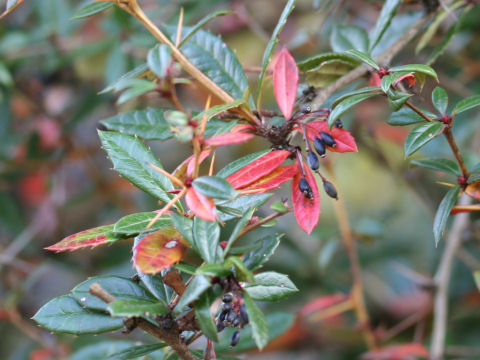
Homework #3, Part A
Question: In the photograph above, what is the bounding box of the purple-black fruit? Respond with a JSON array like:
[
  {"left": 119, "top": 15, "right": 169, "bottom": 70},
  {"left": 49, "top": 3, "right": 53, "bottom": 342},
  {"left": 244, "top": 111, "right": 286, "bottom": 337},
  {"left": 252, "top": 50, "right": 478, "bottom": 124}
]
[
  {"left": 230, "top": 330, "right": 241, "bottom": 347},
  {"left": 313, "top": 137, "right": 326, "bottom": 157},
  {"left": 307, "top": 151, "right": 319, "bottom": 170},
  {"left": 323, "top": 180, "right": 338, "bottom": 200},
  {"left": 299, "top": 178, "right": 314, "bottom": 200},
  {"left": 227, "top": 310, "right": 237, "bottom": 324},
  {"left": 335, "top": 119, "right": 343, "bottom": 128},
  {"left": 239, "top": 304, "right": 249, "bottom": 324},
  {"left": 223, "top": 293, "right": 233, "bottom": 303},
  {"left": 300, "top": 104, "right": 311, "bottom": 114},
  {"left": 320, "top": 131, "right": 336, "bottom": 147}
]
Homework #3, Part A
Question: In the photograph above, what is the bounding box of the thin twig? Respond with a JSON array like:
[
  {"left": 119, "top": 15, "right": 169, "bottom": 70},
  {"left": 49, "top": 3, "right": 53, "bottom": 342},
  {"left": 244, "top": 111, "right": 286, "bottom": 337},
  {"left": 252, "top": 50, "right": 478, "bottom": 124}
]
[
  {"left": 431, "top": 194, "right": 472, "bottom": 360},
  {"left": 237, "top": 209, "right": 290, "bottom": 239}
]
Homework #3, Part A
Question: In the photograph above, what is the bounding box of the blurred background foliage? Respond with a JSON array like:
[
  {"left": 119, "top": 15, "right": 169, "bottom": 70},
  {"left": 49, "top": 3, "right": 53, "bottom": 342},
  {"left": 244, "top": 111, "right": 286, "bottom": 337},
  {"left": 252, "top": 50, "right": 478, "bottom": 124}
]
[{"left": 1, "top": 0, "right": 480, "bottom": 359}]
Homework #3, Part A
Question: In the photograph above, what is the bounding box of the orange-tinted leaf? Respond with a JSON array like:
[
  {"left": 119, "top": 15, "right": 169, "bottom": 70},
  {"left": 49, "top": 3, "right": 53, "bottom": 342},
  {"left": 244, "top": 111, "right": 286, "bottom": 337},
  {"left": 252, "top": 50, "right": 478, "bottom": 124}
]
[
  {"left": 44, "top": 225, "right": 120, "bottom": 252},
  {"left": 240, "top": 164, "right": 298, "bottom": 193},
  {"left": 451, "top": 204, "right": 480, "bottom": 214},
  {"left": 133, "top": 226, "right": 188, "bottom": 274},
  {"left": 226, "top": 150, "right": 291, "bottom": 189},
  {"left": 465, "top": 180, "right": 480, "bottom": 201},
  {"left": 291, "top": 166, "right": 320, "bottom": 234},
  {"left": 173, "top": 149, "right": 211, "bottom": 181},
  {"left": 204, "top": 124, "right": 255, "bottom": 146},
  {"left": 300, "top": 293, "right": 349, "bottom": 317},
  {"left": 306, "top": 120, "right": 358, "bottom": 153},
  {"left": 185, "top": 187, "right": 216, "bottom": 221},
  {"left": 362, "top": 343, "right": 429, "bottom": 360},
  {"left": 273, "top": 48, "right": 299, "bottom": 119}
]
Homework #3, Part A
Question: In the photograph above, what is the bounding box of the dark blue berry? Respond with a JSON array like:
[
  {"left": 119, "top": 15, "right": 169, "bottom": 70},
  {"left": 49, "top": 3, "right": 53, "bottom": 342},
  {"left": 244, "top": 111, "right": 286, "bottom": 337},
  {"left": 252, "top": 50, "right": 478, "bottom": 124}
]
[
  {"left": 335, "top": 119, "right": 343, "bottom": 128},
  {"left": 307, "top": 151, "right": 319, "bottom": 170},
  {"left": 320, "top": 131, "right": 336, "bottom": 147},
  {"left": 323, "top": 180, "right": 338, "bottom": 200},
  {"left": 230, "top": 330, "right": 241, "bottom": 347},
  {"left": 314, "top": 137, "right": 326, "bottom": 157},
  {"left": 299, "top": 178, "right": 313, "bottom": 200}
]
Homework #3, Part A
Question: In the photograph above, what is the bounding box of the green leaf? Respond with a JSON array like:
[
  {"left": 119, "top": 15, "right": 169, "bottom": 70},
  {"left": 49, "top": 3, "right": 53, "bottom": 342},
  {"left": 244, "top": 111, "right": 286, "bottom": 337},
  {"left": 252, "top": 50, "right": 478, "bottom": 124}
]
[
  {"left": 257, "top": 0, "right": 296, "bottom": 102},
  {"left": 410, "top": 158, "right": 460, "bottom": 175},
  {"left": 193, "top": 176, "right": 239, "bottom": 201},
  {"left": 270, "top": 201, "right": 288, "bottom": 213},
  {"left": 243, "top": 293, "right": 269, "bottom": 349},
  {"left": 217, "top": 149, "right": 272, "bottom": 178},
  {"left": 193, "top": 217, "right": 221, "bottom": 263},
  {"left": 72, "top": 1, "right": 114, "bottom": 19},
  {"left": 468, "top": 173, "right": 480, "bottom": 184},
  {"left": 346, "top": 49, "right": 379, "bottom": 70},
  {"left": 297, "top": 52, "right": 359, "bottom": 72},
  {"left": 404, "top": 122, "right": 443, "bottom": 157},
  {"left": 114, "top": 212, "right": 171, "bottom": 235},
  {"left": 70, "top": 341, "right": 135, "bottom": 360},
  {"left": 330, "top": 86, "right": 380, "bottom": 109},
  {"left": 147, "top": 44, "right": 171, "bottom": 78},
  {"left": 474, "top": 271, "right": 480, "bottom": 291},
  {"left": 174, "top": 275, "right": 211, "bottom": 314},
  {"left": 387, "top": 90, "right": 412, "bottom": 111},
  {"left": 389, "top": 64, "right": 438, "bottom": 81},
  {"left": 101, "top": 109, "right": 172, "bottom": 141},
  {"left": 217, "top": 193, "right": 272, "bottom": 222},
  {"left": 101, "top": 64, "right": 149, "bottom": 94},
  {"left": 32, "top": 295, "right": 123, "bottom": 335},
  {"left": 331, "top": 25, "right": 369, "bottom": 53},
  {"left": 204, "top": 118, "right": 238, "bottom": 137},
  {"left": 245, "top": 272, "right": 298, "bottom": 301},
  {"left": 71, "top": 275, "right": 155, "bottom": 312},
  {"left": 381, "top": 72, "right": 409, "bottom": 93},
  {"left": 195, "top": 290, "right": 218, "bottom": 341},
  {"left": 174, "top": 263, "right": 197, "bottom": 275},
  {"left": 433, "top": 186, "right": 460, "bottom": 246},
  {"left": 137, "top": 272, "right": 171, "bottom": 303},
  {"left": 107, "top": 299, "right": 169, "bottom": 317},
  {"left": 329, "top": 92, "right": 380, "bottom": 126},
  {"left": 170, "top": 214, "right": 194, "bottom": 245},
  {"left": 106, "top": 343, "right": 167, "bottom": 360},
  {"left": 304, "top": 58, "right": 358, "bottom": 88},
  {"left": 388, "top": 107, "right": 436, "bottom": 126},
  {"left": 223, "top": 208, "right": 254, "bottom": 257},
  {"left": 432, "top": 87, "right": 448, "bottom": 114},
  {"left": 427, "top": 21, "right": 460, "bottom": 66},
  {"left": 216, "top": 311, "right": 294, "bottom": 353},
  {"left": 225, "top": 256, "right": 254, "bottom": 282},
  {"left": 193, "top": 99, "right": 246, "bottom": 122},
  {"left": 454, "top": 95, "right": 480, "bottom": 115},
  {"left": 167, "top": 26, "right": 250, "bottom": 102},
  {"left": 196, "top": 263, "right": 232, "bottom": 277},
  {"left": 179, "top": 10, "right": 233, "bottom": 48},
  {"left": 369, "top": 0, "right": 401, "bottom": 51},
  {"left": 243, "top": 233, "right": 282, "bottom": 270},
  {"left": 98, "top": 130, "right": 173, "bottom": 203},
  {"left": 0, "top": 62, "right": 13, "bottom": 87},
  {"left": 116, "top": 79, "right": 157, "bottom": 104}
]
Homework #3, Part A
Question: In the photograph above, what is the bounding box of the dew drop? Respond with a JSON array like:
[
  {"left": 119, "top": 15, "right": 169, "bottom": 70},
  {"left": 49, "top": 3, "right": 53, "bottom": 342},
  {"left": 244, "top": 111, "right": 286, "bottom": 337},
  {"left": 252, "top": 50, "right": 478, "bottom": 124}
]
[
  {"left": 165, "top": 240, "right": 178, "bottom": 249},
  {"left": 280, "top": 283, "right": 285, "bottom": 288},
  {"left": 80, "top": 297, "right": 86, "bottom": 302}
]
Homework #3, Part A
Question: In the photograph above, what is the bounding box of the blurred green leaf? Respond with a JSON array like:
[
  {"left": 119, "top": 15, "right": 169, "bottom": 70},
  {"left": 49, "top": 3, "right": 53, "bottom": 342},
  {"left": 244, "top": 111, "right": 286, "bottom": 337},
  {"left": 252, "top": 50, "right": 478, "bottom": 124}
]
[
  {"left": 388, "top": 107, "right": 436, "bottom": 126},
  {"left": 179, "top": 10, "right": 233, "bottom": 47},
  {"left": 72, "top": 2, "right": 114, "bottom": 19},
  {"left": 193, "top": 99, "right": 246, "bottom": 122},
  {"left": 106, "top": 343, "right": 167, "bottom": 360},
  {"left": 432, "top": 87, "right": 448, "bottom": 114},
  {"left": 474, "top": 271, "right": 480, "bottom": 291},
  {"left": 193, "top": 217, "right": 221, "bottom": 263},
  {"left": 115, "top": 79, "right": 157, "bottom": 104},
  {"left": 433, "top": 186, "right": 460, "bottom": 246},
  {"left": 243, "top": 293, "right": 268, "bottom": 349},
  {"left": 243, "top": 233, "right": 282, "bottom": 271},
  {"left": 225, "top": 256, "right": 254, "bottom": 282},
  {"left": 297, "top": 52, "right": 358, "bottom": 72},
  {"left": 196, "top": 263, "right": 232, "bottom": 277},
  {"left": 217, "top": 193, "right": 272, "bottom": 221},
  {"left": 331, "top": 86, "right": 380, "bottom": 108},
  {"left": 0, "top": 62, "right": 13, "bottom": 87},
  {"left": 331, "top": 25, "right": 369, "bottom": 53},
  {"left": 137, "top": 272, "right": 171, "bottom": 303},
  {"left": 147, "top": 44, "right": 171, "bottom": 78},
  {"left": 245, "top": 272, "right": 298, "bottom": 301},
  {"left": 346, "top": 49, "right": 379, "bottom": 70},
  {"left": 114, "top": 212, "right": 171, "bottom": 235},
  {"left": 70, "top": 341, "right": 135, "bottom": 360},
  {"left": 33, "top": 295, "right": 123, "bottom": 335},
  {"left": 98, "top": 130, "right": 173, "bottom": 203},
  {"left": 170, "top": 214, "right": 194, "bottom": 245},
  {"left": 107, "top": 299, "right": 169, "bottom": 317},
  {"left": 404, "top": 122, "right": 443, "bottom": 157},
  {"left": 410, "top": 158, "right": 460, "bottom": 175},
  {"left": 454, "top": 95, "right": 480, "bottom": 115},
  {"left": 174, "top": 275, "right": 211, "bottom": 314},
  {"left": 195, "top": 290, "right": 218, "bottom": 341},
  {"left": 101, "top": 63, "right": 149, "bottom": 94},
  {"left": 193, "top": 176, "right": 239, "bottom": 200},
  {"left": 223, "top": 207, "right": 254, "bottom": 257},
  {"left": 387, "top": 90, "right": 412, "bottom": 111},
  {"left": 369, "top": 0, "right": 401, "bottom": 51},
  {"left": 329, "top": 91, "right": 380, "bottom": 126},
  {"left": 389, "top": 64, "right": 438, "bottom": 81}
]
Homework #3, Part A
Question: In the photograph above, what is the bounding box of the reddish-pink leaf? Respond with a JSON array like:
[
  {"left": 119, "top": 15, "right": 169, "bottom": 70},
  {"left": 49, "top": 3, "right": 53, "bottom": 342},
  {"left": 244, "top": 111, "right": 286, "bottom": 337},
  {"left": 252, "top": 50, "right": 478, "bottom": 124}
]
[
  {"left": 300, "top": 294, "right": 350, "bottom": 316},
  {"left": 240, "top": 164, "right": 298, "bottom": 193},
  {"left": 362, "top": 343, "right": 429, "bottom": 360},
  {"left": 204, "top": 125, "right": 255, "bottom": 147},
  {"left": 273, "top": 48, "right": 299, "bottom": 119},
  {"left": 226, "top": 150, "right": 291, "bottom": 189},
  {"left": 173, "top": 149, "right": 211, "bottom": 181},
  {"left": 291, "top": 165, "right": 320, "bottom": 234},
  {"left": 44, "top": 225, "right": 119, "bottom": 252},
  {"left": 185, "top": 187, "right": 216, "bottom": 221},
  {"left": 306, "top": 120, "right": 358, "bottom": 153},
  {"left": 393, "top": 73, "right": 416, "bottom": 88},
  {"left": 133, "top": 226, "right": 188, "bottom": 274}
]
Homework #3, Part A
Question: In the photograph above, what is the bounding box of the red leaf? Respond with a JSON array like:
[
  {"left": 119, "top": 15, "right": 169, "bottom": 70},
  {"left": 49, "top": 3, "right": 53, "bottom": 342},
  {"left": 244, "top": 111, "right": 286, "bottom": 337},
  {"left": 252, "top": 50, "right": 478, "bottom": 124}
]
[
  {"left": 226, "top": 150, "right": 291, "bottom": 189},
  {"left": 291, "top": 165, "right": 320, "bottom": 234},
  {"left": 273, "top": 48, "right": 299, "bottom": 119},
  {"left": 204, "top": 124, "right": 255, "bottom": 146},
  {"left": 300, "top": 293, "right": 349, "bottom": 316},
  {"left": 465, "top": 180, "right": 480, "bottom": 201},
  {"left": 306, "top": 120, "right": 358, "bottom": 153},
  {"left": 369, "top": 72, "right": 382, "bottom": 87},
  {"left": 185, "top": 187, "right": 216, "bottom": 221},
  {"left": 133, "top": 226, "right": 188, "bottom": 274},
  {"left": 45, "top": 225, "right": 119, "bottom": 252},
  {"left": 240, "top": 164, "right": 298, "bottom": 193},
  {"left": 451, "top": 204, "right": 480, "bottom": 214},
  {"left": 173, "top": 148, "right": 211, "bottom": 181},
  {"left": 393, "top": 73, "right": 416, "bottom": 88},
  {"left": 362, "top": 343, "right": 429, "bottom": 360}
]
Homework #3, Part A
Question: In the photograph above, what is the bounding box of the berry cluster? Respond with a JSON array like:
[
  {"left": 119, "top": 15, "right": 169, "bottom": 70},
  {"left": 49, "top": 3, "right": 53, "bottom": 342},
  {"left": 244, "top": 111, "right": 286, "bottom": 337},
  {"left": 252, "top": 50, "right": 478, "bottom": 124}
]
[{"left": 216, "top": 293, "right": 249, "bottom": 347}]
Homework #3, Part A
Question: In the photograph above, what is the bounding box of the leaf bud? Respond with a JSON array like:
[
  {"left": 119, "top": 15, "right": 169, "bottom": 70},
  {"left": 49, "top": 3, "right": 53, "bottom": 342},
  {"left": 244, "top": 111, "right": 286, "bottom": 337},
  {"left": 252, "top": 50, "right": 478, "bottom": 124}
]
[
  {"left": 165, "top": 110, "right": 188, "bottom": 127},
  {"left": 307, "top": 151, "right": 319, "bottom": 171},
  {"left": 320, "top": 131, "right": 336, "bottom": 148}
]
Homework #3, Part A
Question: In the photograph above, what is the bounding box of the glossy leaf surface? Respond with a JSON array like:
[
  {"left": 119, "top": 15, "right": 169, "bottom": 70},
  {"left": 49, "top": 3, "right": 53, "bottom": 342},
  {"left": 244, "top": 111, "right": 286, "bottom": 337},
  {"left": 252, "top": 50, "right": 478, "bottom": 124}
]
[
  {"left": 245, "top": 272, "right": 298, "bottom": 301},
  {"left": 273, "top": 48, "right": 299, "bottom": 119},
  {"left": 45, "top": 225, "right": 120, "bottom": 252},
  {"left": 185, "top": 187, "right": 216, "bottom": 222},
  {"left": 291, "top": 166, "right": 320, "bottom": 234},
  {"left": 433, "top": 186, "right": 460, "bottom": 246},
  {"left": 404, "top": 122, "right": 443, "bottom": 157}
]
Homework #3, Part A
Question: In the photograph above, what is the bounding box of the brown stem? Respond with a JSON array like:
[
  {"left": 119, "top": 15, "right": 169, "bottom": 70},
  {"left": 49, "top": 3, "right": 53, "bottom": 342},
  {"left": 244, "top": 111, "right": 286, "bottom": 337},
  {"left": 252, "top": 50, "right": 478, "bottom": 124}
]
[
  {"left": 405, "top": 100, "right": 433, "bottom": 122},
  {"left": 89, "top": 283, "right": 197, "bottom": 360},
  {"left": 327, "top": 165, "right": 377, "bottom": 350},
  {"left": 237, "top": 209, "right": 290, "bottom": 239}
]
